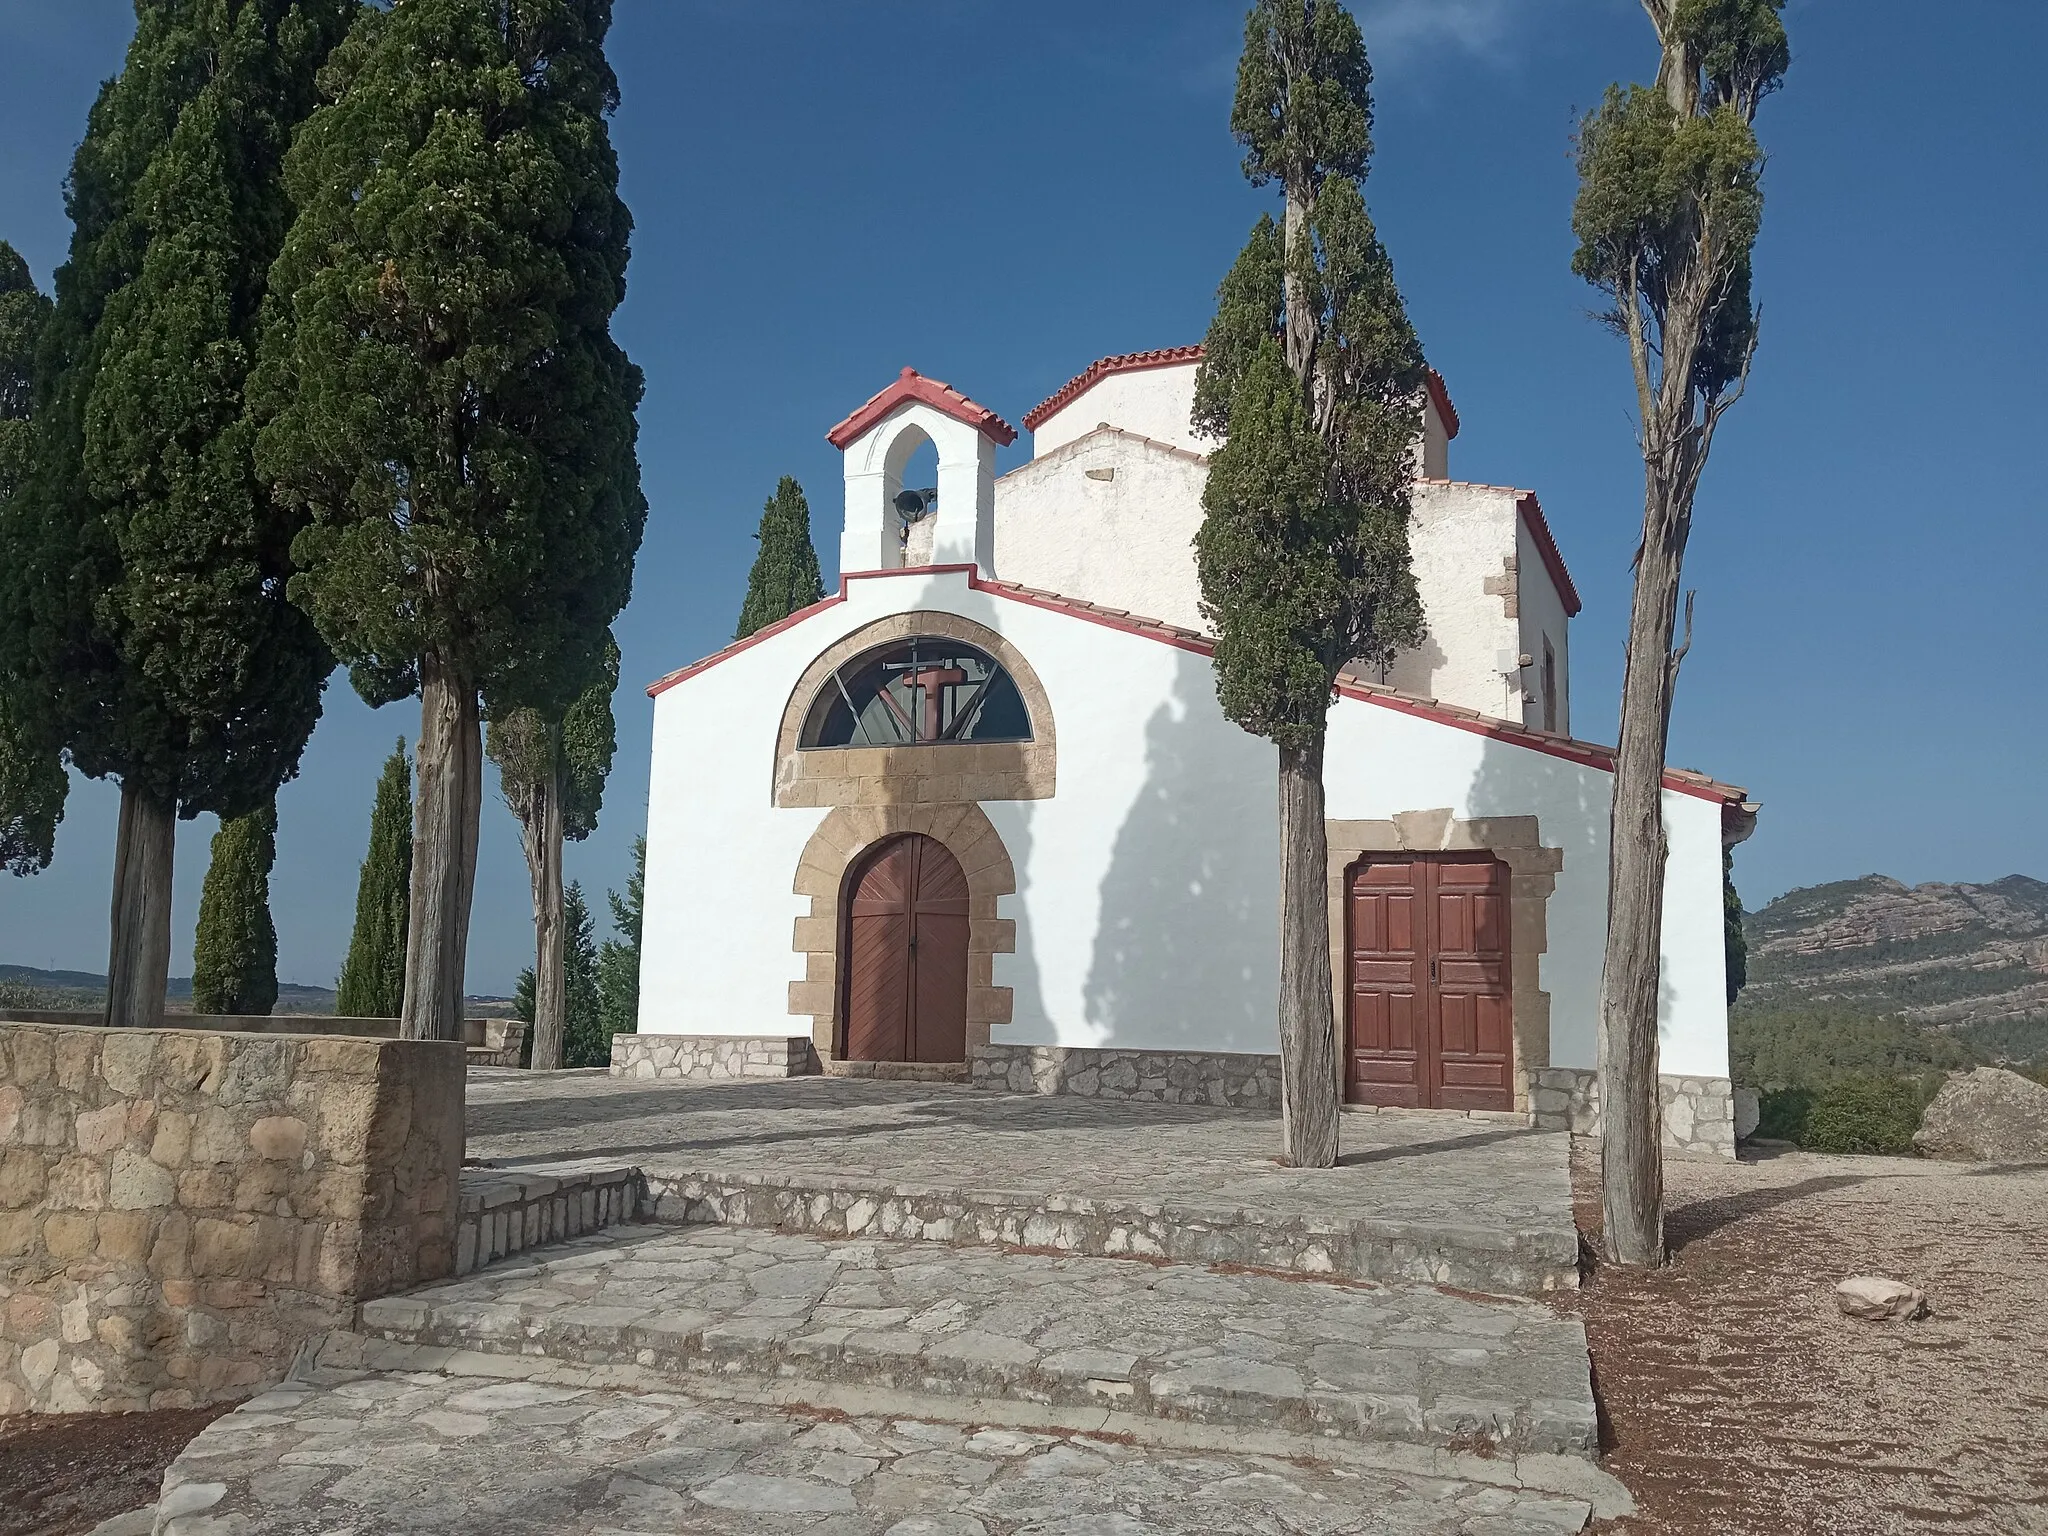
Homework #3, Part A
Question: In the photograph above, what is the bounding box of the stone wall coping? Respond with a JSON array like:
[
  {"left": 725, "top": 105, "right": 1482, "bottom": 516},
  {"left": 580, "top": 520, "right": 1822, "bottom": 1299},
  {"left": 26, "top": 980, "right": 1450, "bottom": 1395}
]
[{"left": 0, "top": 1009, "right": 512, "bottom": 1047}]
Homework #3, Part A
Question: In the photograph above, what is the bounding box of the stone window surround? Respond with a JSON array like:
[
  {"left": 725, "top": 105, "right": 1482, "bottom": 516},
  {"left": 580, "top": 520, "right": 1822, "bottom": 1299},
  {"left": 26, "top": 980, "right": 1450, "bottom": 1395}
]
[
  {"left": 773, "top": 611, "right": 1056, "bottom": 809},
  {"left": 1325, "top": 811, "right": 1563, "bottom": 1114},
  {"left": 788, "top": 803, "right": 1019, "bottom": 1068}
]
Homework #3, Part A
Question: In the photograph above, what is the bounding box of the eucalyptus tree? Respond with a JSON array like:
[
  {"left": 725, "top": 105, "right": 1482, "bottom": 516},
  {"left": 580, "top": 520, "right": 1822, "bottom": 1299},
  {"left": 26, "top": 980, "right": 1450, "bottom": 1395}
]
[
  {"left": 1193, "top": 0, "right": 1427, "bottom": 1167},
  {"left": 0, "top": 1, "right": 351, "bottom": 1026},
  {"left": 1572, "top": 0, "right": 1789, "bottom": 1263},
  {"left": 0, "top": 242, "right": 64, "bottom": 878},
  {"left": 488, "top": 640, "right": 618, "bottom": 1071},
  {"left": 258, "top": 0, "right": 646, "bottom": 1042},
  {"left": 735, "top": 476, "right": 825, "bottom": 640}
]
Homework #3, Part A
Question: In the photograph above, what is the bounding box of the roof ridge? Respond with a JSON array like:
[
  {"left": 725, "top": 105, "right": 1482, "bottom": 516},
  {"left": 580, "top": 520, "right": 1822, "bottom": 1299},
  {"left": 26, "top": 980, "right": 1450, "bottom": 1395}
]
[
  {"left": 1022, "top": 346, "right": 1207, "bottom": 431},
  {"left": 826, "top": 367, "right": 1018, "bottom": 450}
]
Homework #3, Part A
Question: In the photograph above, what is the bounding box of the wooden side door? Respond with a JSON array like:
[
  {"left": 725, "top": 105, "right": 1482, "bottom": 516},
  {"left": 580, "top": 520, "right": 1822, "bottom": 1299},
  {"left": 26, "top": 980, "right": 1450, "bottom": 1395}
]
[
  {"left": 1345, "top": 854, "right": 1514, "bottom": 1111},
  {"left": 842, "top": 834, "right": 971, "bottom": 1064}
]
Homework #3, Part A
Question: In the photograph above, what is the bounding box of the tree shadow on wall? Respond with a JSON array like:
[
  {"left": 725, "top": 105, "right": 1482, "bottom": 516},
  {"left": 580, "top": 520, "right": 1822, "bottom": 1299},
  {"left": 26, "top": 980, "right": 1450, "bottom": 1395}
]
[{"left": 1082, "top": 650, "right": 1277, "bottom": 1054}]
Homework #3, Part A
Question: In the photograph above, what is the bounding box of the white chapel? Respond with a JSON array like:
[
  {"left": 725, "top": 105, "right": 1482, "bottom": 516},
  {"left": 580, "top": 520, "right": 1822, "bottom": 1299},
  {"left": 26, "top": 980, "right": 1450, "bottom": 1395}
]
[{"left": 629, "top": 348, "right": 1756, "bottom": 1156}]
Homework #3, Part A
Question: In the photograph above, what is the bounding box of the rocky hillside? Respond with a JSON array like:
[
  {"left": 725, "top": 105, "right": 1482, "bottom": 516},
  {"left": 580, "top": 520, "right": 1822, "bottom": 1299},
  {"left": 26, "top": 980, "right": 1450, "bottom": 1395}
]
[{"left": 1740, "top": 874, "right": 2048, "bottom": 1029}]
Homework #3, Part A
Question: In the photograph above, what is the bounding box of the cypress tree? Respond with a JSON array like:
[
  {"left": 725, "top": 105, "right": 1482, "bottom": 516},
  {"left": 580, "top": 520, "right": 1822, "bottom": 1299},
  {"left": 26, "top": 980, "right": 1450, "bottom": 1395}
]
[
  {"left": 1193, "top": 1, "right": 1427, "bottom": 1168},
  {"left": 258, "top": 0, "right": 646, "bottom": 1043},
  {"left": 0, "top": 242, "right": 65, "bottom": 877},
  {"left": 735, "top": 476, "right": 824, "bottom": 640},
  {"left": 1574, "top": 0, "right": 1787, "bottom": 1264},
  {"left": 191, "top": 800, "right": 280, "bottom": 1016},
  {"left": 0, "top": 1, "right": 351, "bottom": 1028},
  {"left": 335, "top": 739, "right": 411, "bottom": 1018},
  {"left": 596, "top": 834, "right": 644, "bottom": 1043},
  {"left": 488, "top": 639, "right": 618, "bottom": 1070}
]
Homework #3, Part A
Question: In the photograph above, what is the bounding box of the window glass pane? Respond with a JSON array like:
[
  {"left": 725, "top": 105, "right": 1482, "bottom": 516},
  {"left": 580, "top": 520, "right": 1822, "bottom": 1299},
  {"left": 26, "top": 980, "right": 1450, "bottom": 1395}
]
[{"left": 799, "top": 638, "right": 1032, "bottom": 748}]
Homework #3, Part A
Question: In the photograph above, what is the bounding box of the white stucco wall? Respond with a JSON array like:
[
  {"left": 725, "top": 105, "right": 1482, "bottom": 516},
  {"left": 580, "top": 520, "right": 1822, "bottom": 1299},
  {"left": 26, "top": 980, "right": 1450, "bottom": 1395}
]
[
  {"left": 638, "top": 567, "right": 1731, "bottom": 1085},
  {"left": 1030, "top": 361, "right": 1212, "bottom": 458},
  {"left": 1379, "top": 482, "right": 1522, "bottom": 719},
  {"left": 1515, "top": 510, "right": 1573, "bottom": 735},
  {"left": 987, "top": 431, "right": 1211, "bottom": 632}
]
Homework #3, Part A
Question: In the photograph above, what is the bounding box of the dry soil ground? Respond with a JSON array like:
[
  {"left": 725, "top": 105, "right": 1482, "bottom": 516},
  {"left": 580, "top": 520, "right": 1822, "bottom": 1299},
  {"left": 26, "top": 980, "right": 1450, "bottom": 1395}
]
[
  {"left": 1568, "top": 1143, "right": 2048, "bottom": 1536},
  {"left": 0, "top": 1402, "right": 229, "bottom": 1536}
]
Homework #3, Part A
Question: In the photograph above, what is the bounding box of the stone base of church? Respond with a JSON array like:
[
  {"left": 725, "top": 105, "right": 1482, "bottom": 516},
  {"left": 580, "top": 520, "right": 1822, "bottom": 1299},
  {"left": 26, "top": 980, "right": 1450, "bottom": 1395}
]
[
  {"left": 969, "top": 1042, "right": 1282, "bottom": 1111},
  {"left": 1528, "top": 1067, "right": 1737, "bottom": 1159},
  {"left": 610, "top": 1033, "right": 816, "bottom": 1081}
]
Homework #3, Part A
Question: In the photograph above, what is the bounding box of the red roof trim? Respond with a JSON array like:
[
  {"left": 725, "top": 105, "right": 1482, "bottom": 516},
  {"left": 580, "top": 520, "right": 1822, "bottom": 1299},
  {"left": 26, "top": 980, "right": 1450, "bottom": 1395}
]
[
  {"left": 1515, "top": 493, "right": 1582, "bottom": 618},
  {"left": 1425, "top": 370, "right": 1460, "bottom": 440},
  {"left": 1022, "top": 346, "right": 1206, "bottom": 432},
  {"left": 644, "top": 592, "right": 848, "bottom": 697},
  {"left": 646, "top": 568, "right": 1741, "bottom": 803},
  {"left": 825, "top": 367, "right": 1018, "bottom": 450}
]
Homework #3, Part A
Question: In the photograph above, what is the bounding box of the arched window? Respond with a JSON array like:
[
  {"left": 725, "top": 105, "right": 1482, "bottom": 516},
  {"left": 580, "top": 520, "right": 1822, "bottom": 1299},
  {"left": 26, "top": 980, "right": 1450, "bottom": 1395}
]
[{"left": 799, "top": 637, "right": 1032, "bottom": 748}]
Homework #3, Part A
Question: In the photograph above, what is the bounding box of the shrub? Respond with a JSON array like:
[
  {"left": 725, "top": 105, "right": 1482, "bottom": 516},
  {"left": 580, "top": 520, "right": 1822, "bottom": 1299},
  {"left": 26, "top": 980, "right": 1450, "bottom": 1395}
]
[
  {"left": 1755, "top": 1085, "right": 1815, "bottom": 1143},
  {"left": 1799, "top": 1074, "right": 1927, "bottom": 1156}
]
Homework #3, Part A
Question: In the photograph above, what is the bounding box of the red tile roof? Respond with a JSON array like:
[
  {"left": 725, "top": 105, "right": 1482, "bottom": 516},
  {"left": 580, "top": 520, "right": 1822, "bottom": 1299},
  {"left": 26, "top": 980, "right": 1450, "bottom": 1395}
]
[
  {"left": 1022, "top": 344, "right": 1462, "bottom": 443},
  {"left": 646, "top": 568, "right": 1745, "bottom": 806},
  {"left": 825, "top": 367, "right": 1018, "bottom": 450}
]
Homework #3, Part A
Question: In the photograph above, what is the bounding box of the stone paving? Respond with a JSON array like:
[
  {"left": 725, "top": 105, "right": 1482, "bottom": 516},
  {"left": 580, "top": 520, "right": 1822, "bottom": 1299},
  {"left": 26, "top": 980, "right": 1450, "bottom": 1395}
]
[
  {"left": 148, "top": 1366, "right": 1608, "bottom": 1534},
  {"left": 464, "top": 1073, "right": 1579, "bottom": 1295},
  {"left": 351, "top": 1225, "right": 1596, "bottom": 1457}
]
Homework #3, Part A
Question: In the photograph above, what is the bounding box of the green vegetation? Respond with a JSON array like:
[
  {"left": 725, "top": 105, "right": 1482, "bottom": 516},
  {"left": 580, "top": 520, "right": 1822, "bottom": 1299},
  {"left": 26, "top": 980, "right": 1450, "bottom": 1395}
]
[
  {"left": 335, "top": 742, "right": 412, "bottom": 1019},
  {"left": 1757, "top": 1076, "right": 1930, "bottom": 1157},
  {"left": 1732, "top": 1004, "right": 1972, "bottom": 1089},
  {"left": 190, "top": 801, "right": 280, "bottom": 1016},
  {"left": 0, "top": 242, "right": 65, "bottom": 877},
  {"left": 1732, "top": 1002, "right": 2048, "bottom": 1154},
  {"left": 736, "top": 477, "right": 825, "bottom": 640},
  {"left": 597, "top": 835, "right": 644, "bottom": 1044}
]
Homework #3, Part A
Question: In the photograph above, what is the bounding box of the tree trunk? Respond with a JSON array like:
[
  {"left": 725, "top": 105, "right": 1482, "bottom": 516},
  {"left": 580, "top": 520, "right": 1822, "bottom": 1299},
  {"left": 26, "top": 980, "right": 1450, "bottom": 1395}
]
[
  {"left": 403, "top": 654, "right": 482, "bottom": 1043},
  {"left": 1597, "top": 464, "right": 1688, "bottom": 1266},
  {"left": 106, "top": 780, "right": 175, "bottom": 1030},
  {"left": 1276, "top": 735, "right": 1340, "bottom": 1169},
  {"left": 523, "top": 773, "right": 567, "bottom": 1071}
]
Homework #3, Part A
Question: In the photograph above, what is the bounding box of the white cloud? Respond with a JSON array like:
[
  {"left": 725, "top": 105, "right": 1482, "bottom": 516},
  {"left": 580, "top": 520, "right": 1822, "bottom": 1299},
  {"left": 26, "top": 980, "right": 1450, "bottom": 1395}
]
[{"left": 1353, "top": 0, "right": 1582, "bottom": 62}]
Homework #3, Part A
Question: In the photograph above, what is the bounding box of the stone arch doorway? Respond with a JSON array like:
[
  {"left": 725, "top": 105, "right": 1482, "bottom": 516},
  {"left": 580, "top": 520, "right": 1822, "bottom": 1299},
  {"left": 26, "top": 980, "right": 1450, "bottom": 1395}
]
[{"left": 841, "top": 833, "right": 971, "bottom": 1064}]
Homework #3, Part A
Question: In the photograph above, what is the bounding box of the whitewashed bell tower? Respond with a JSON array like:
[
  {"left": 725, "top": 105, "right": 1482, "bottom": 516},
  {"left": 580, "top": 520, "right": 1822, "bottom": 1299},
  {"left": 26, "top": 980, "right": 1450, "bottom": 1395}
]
[{"left": 825, "top": 367, "right": 1016, "bottom": 577}]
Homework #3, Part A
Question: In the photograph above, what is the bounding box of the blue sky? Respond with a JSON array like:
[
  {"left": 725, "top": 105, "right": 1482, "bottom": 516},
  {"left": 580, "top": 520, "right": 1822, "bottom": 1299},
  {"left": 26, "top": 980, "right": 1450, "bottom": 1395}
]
[{"left": 2, "top": 0, "right": 2043, "bottom": 993}]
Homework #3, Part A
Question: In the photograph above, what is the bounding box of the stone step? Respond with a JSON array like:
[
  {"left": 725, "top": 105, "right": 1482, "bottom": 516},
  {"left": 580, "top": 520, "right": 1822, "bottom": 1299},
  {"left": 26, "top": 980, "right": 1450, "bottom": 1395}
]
[
  {"left": 152, "top": 1363, "right": 1623, "bottom": 1533},
  {"left": 639, "top": 1163, "right": 1580, "bottom": 1296},
  {"left": 350, "top": 1224, "right": 1599, "bottom": 1463}
]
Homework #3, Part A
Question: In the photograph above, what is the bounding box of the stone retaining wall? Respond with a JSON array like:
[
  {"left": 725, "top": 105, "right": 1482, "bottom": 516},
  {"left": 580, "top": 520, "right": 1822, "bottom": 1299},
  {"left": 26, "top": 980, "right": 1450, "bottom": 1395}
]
[
  {"left": 610, "top": 1034, "right": 813, "bottom": 1081},
  {"left": 455, "top": 1164, "right": 644, "bottom": 1275},
  {"left": 1527, "top": 1067, "right": 1737, "bottom": 1158},
  {"left": 968, "top": 1043, "right": 1282, "bottom": 1110},
  {"left": 0, "top": 1020, "right": 465, "bottom": 1414}
]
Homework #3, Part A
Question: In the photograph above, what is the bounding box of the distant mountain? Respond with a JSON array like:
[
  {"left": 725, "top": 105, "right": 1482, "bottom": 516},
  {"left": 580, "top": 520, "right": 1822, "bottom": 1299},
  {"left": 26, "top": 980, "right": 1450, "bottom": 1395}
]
[
  {"left": 1740, "top": 874, "right": 2048, "bottom": 1030},
  {"left": 0, "top": 963, "right": 514, "bottom": 1016}
]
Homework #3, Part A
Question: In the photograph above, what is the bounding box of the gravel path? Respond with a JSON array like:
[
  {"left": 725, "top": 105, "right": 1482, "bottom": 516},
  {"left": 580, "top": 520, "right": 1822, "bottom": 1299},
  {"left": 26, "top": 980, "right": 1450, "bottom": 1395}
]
[{"left": 1568, "top": 1145, "right": 2048, "bottom": 1535}]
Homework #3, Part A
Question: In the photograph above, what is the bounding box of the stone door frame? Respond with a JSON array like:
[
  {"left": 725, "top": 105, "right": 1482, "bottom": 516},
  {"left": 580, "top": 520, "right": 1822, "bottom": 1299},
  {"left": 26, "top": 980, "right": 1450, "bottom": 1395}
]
[
  {"left": 789, "top": 804, "right": 1017, "bottom": 1068},
  {"left": 1326, "top": 812, "right": 1562, "bottom": 1114}
]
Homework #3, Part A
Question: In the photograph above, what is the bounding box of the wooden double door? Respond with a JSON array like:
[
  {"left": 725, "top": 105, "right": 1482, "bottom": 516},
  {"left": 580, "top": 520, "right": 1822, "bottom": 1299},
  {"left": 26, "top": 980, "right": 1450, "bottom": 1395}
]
[
  {"left": 841, "top": 834, "right": 969, "bottom": 1063},
  {"left": 1345, "top": 853, "right": 1514, "bottom": 1111}
]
